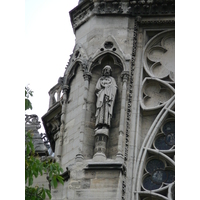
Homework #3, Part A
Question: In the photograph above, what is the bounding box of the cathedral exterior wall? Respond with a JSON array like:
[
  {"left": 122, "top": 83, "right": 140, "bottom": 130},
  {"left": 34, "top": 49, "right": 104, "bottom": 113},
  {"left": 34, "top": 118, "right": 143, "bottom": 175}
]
[{"left": 41, "top": 1, "right": 175, "bottom": 199}]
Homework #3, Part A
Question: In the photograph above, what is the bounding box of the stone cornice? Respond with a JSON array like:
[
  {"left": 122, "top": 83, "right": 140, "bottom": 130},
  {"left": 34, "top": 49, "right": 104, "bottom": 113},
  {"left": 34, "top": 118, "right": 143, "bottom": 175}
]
[
  {"left": 70, "top": 0, "right": 175, "bottom": 32},
  {"left": 70, "top": 0, "right": 94, "bottom": 32}
]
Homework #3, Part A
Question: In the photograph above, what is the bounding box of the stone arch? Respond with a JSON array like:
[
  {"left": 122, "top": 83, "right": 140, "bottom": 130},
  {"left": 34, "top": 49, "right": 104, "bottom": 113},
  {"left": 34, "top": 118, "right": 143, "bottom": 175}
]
[
  {"left": 64, "top": 60, "right": 86, "bottom": 86},
  {"left": 88, "top": 52, "right": 125, "bottom": 73}
]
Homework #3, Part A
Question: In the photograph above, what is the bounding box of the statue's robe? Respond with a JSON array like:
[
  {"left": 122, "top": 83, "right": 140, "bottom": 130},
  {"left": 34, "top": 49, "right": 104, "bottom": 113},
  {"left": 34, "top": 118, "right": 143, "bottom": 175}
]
[{"left": 95, "top": 75, "right": 117, "bottom": 127}]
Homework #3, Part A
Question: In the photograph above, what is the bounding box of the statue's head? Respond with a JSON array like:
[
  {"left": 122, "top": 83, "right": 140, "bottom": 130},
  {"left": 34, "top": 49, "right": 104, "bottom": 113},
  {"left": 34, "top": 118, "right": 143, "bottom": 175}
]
[{"left": 102, "top": 65, "right": 112, "bottom": 76}]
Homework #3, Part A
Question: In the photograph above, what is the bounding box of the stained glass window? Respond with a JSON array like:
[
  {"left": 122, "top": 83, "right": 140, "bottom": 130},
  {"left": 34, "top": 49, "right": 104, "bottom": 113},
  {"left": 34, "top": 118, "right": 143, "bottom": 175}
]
[{"left": 154, "top": 120, "right": 175, "bottom": 150}]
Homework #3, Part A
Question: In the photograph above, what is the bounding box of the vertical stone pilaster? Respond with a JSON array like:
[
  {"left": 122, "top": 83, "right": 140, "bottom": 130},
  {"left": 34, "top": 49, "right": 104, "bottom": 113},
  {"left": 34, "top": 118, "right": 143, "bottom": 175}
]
[
  {"left": 57, "top": 84, "right": 69, "bottom": 163},
  {"left": 117, "top": 71, "right": 129, "bottom": 162},
  {"left": 75, "top": 67, "right": 92, "bottom": 162}
]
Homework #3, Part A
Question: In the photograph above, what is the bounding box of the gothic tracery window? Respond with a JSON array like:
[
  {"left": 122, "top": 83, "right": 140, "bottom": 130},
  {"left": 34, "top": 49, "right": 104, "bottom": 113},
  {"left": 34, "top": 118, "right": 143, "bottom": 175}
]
[{"left": 138, "top": 30, "right": 175, "bottom": 200}]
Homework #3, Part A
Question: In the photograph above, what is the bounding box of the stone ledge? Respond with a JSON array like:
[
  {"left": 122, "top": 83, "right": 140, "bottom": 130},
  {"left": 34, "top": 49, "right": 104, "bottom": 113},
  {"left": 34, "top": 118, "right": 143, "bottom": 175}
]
[{"left": 84, "top": 162, "right": 126, "bottom": 175}]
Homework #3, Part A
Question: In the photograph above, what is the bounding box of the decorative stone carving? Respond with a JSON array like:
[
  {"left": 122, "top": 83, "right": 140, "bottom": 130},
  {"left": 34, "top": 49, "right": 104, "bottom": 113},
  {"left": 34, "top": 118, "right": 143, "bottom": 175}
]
[
  {"left": 70, "top": 1, "right": 175, "bottom": 32},
  {"left": 143, "top": 30, "right": 175, "bottom": 82},
  {"left": 92, "top": 36, "right": 127, "bottom": 66},
  {"left": 95, "top": 65, "right": 117, "bottom": 129},
  {"left": 25, "top": 114, "right": 48, "bottom": 156},
  {"left": 93, "top": 65, "right": 117, "bottom": 161},
  {"left": 70, "top": 1, "right": 94, "bottom": 31},
  {"left": 141, "top": 78, "right": 174, "bottom": 110},
  {"left": 104, "top": 41, "right": 114, "bottom": 49},
  {"left": 25, "top": 114, "right": 41, "bottom": 130}
]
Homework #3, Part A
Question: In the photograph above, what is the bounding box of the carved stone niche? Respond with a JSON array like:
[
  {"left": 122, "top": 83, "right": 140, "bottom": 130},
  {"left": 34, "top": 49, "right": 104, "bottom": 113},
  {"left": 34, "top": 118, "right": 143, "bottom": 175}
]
[
  {"left": 87, "top": 53, "right": 123, "bottom": 160},
  {"left": 42, "top": 102, "right": 62, "bottom": 152}
]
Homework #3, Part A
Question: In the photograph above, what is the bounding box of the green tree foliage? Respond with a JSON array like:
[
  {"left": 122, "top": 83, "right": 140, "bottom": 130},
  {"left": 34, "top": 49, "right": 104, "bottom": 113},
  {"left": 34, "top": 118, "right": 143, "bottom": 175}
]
[
  {"left": 25, "top": 86, "right": 33, "bottom": 111},
  {"left": 25, "top": 87, "right": 64, "bottom": 200}
]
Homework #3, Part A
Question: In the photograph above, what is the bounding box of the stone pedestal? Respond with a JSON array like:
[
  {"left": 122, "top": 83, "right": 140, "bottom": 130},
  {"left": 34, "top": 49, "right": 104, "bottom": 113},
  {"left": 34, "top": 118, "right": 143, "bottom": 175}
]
[{"left": 93, "top": 128, "right": 109, "bottom": 161}]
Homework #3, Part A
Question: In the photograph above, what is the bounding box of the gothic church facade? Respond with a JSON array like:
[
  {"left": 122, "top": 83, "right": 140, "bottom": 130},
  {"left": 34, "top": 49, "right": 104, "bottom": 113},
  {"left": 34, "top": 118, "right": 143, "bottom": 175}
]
[{"left": 40, "top": 1, "right": 175, "bottom": 199}]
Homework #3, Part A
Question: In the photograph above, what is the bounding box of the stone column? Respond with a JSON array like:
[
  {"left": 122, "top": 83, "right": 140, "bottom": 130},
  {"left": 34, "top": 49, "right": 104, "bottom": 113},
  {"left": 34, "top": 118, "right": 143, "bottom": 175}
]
[
  {"left": 75, "top": 69, "right": 92, "bottom": 162},
  {"left": 49, "top": 92, "right": 56, "bottom": 108},
  {"left": 116, "top": 71, "right": 129, "bottom": 162},
  {"left": 56, "top": 84, "right": 69, "bottom": 163}
]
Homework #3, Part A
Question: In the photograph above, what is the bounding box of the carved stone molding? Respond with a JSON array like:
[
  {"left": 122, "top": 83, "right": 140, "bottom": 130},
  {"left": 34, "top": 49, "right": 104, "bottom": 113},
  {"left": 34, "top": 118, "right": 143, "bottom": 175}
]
[
  {"left": 139, "top": 19, "right": 175, "bottom": 25},
  {"left": 70, "top": 0, "right": 94, "bottom": 31},
  {"left": 70, "top": 0, "right": 175, "bottom": 32},
  {"left": 95, "top": 1, "right": 123, "bottom": 14},
  {"left": 124, "top": 17, "right": 139, "bottom": 164},
  {"left": 127, "top": 0, "right": 175, "bottom": 16},
  {"left": 85, "top": 162, "right": 126, "bottom": 175},
  {"left": 121, "top": 16, "right": 140, "bottom": 200}
]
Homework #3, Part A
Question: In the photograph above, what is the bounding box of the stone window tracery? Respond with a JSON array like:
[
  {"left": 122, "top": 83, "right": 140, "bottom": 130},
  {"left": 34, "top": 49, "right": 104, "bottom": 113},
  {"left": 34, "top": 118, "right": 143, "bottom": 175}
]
[
  {"left": 140, "top": 117, "right": 175, "bottom": 199},
  {"left": 136, "top": 29, "right": 175, "bottom": 200},
  {"left": 154, "top": 120, "right": 175, "bottom": 151}
]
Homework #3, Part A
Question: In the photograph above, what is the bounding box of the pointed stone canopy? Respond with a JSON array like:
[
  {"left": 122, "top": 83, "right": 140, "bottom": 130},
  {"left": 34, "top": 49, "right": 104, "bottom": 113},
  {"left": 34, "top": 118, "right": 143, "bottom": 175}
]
[{"left": 25, "top": 114, "right": 49, "bottom": 156}]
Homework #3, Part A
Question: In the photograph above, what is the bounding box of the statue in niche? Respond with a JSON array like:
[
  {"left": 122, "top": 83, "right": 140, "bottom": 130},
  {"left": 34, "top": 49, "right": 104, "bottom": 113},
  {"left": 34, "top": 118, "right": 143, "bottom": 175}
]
[{"left": 95, "top": 65, "right": 117, "bottom": 130}]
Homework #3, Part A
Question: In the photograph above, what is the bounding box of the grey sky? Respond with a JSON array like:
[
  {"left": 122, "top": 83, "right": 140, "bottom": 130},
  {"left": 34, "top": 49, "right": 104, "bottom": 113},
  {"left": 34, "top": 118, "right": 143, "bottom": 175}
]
[{"left": 25, "top": 1, "right": 78, "bottom": 132}]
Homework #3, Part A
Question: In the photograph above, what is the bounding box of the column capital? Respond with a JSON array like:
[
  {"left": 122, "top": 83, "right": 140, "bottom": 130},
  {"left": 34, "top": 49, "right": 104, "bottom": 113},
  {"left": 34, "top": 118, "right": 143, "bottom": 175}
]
[
  {"left": 83, "top": 72, "right": 92, "bottom": 81},
  {"left": 121, "top": 71, "right": 129, "bottom": 82},
  {"left": 62, "top": 85, "right": 69, "bottom": 92}
]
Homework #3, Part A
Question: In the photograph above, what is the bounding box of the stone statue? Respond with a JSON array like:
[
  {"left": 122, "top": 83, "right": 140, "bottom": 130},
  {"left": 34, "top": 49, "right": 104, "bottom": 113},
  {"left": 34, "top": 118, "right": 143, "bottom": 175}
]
[{"left": 95, "top": 65, "right": 117, "bottom": 129}]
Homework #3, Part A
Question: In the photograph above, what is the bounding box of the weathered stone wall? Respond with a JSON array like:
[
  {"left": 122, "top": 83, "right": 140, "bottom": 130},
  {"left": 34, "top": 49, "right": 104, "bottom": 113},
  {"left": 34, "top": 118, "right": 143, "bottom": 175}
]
[
  {"left": 61, "top": 65, "right": 85, "bottom": 168},
  {"left": 53, "top": 162, "right": 123, "bottom": 200},
  {"left": 75, "top": 16, "right": 134, "bottom": 60}
]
